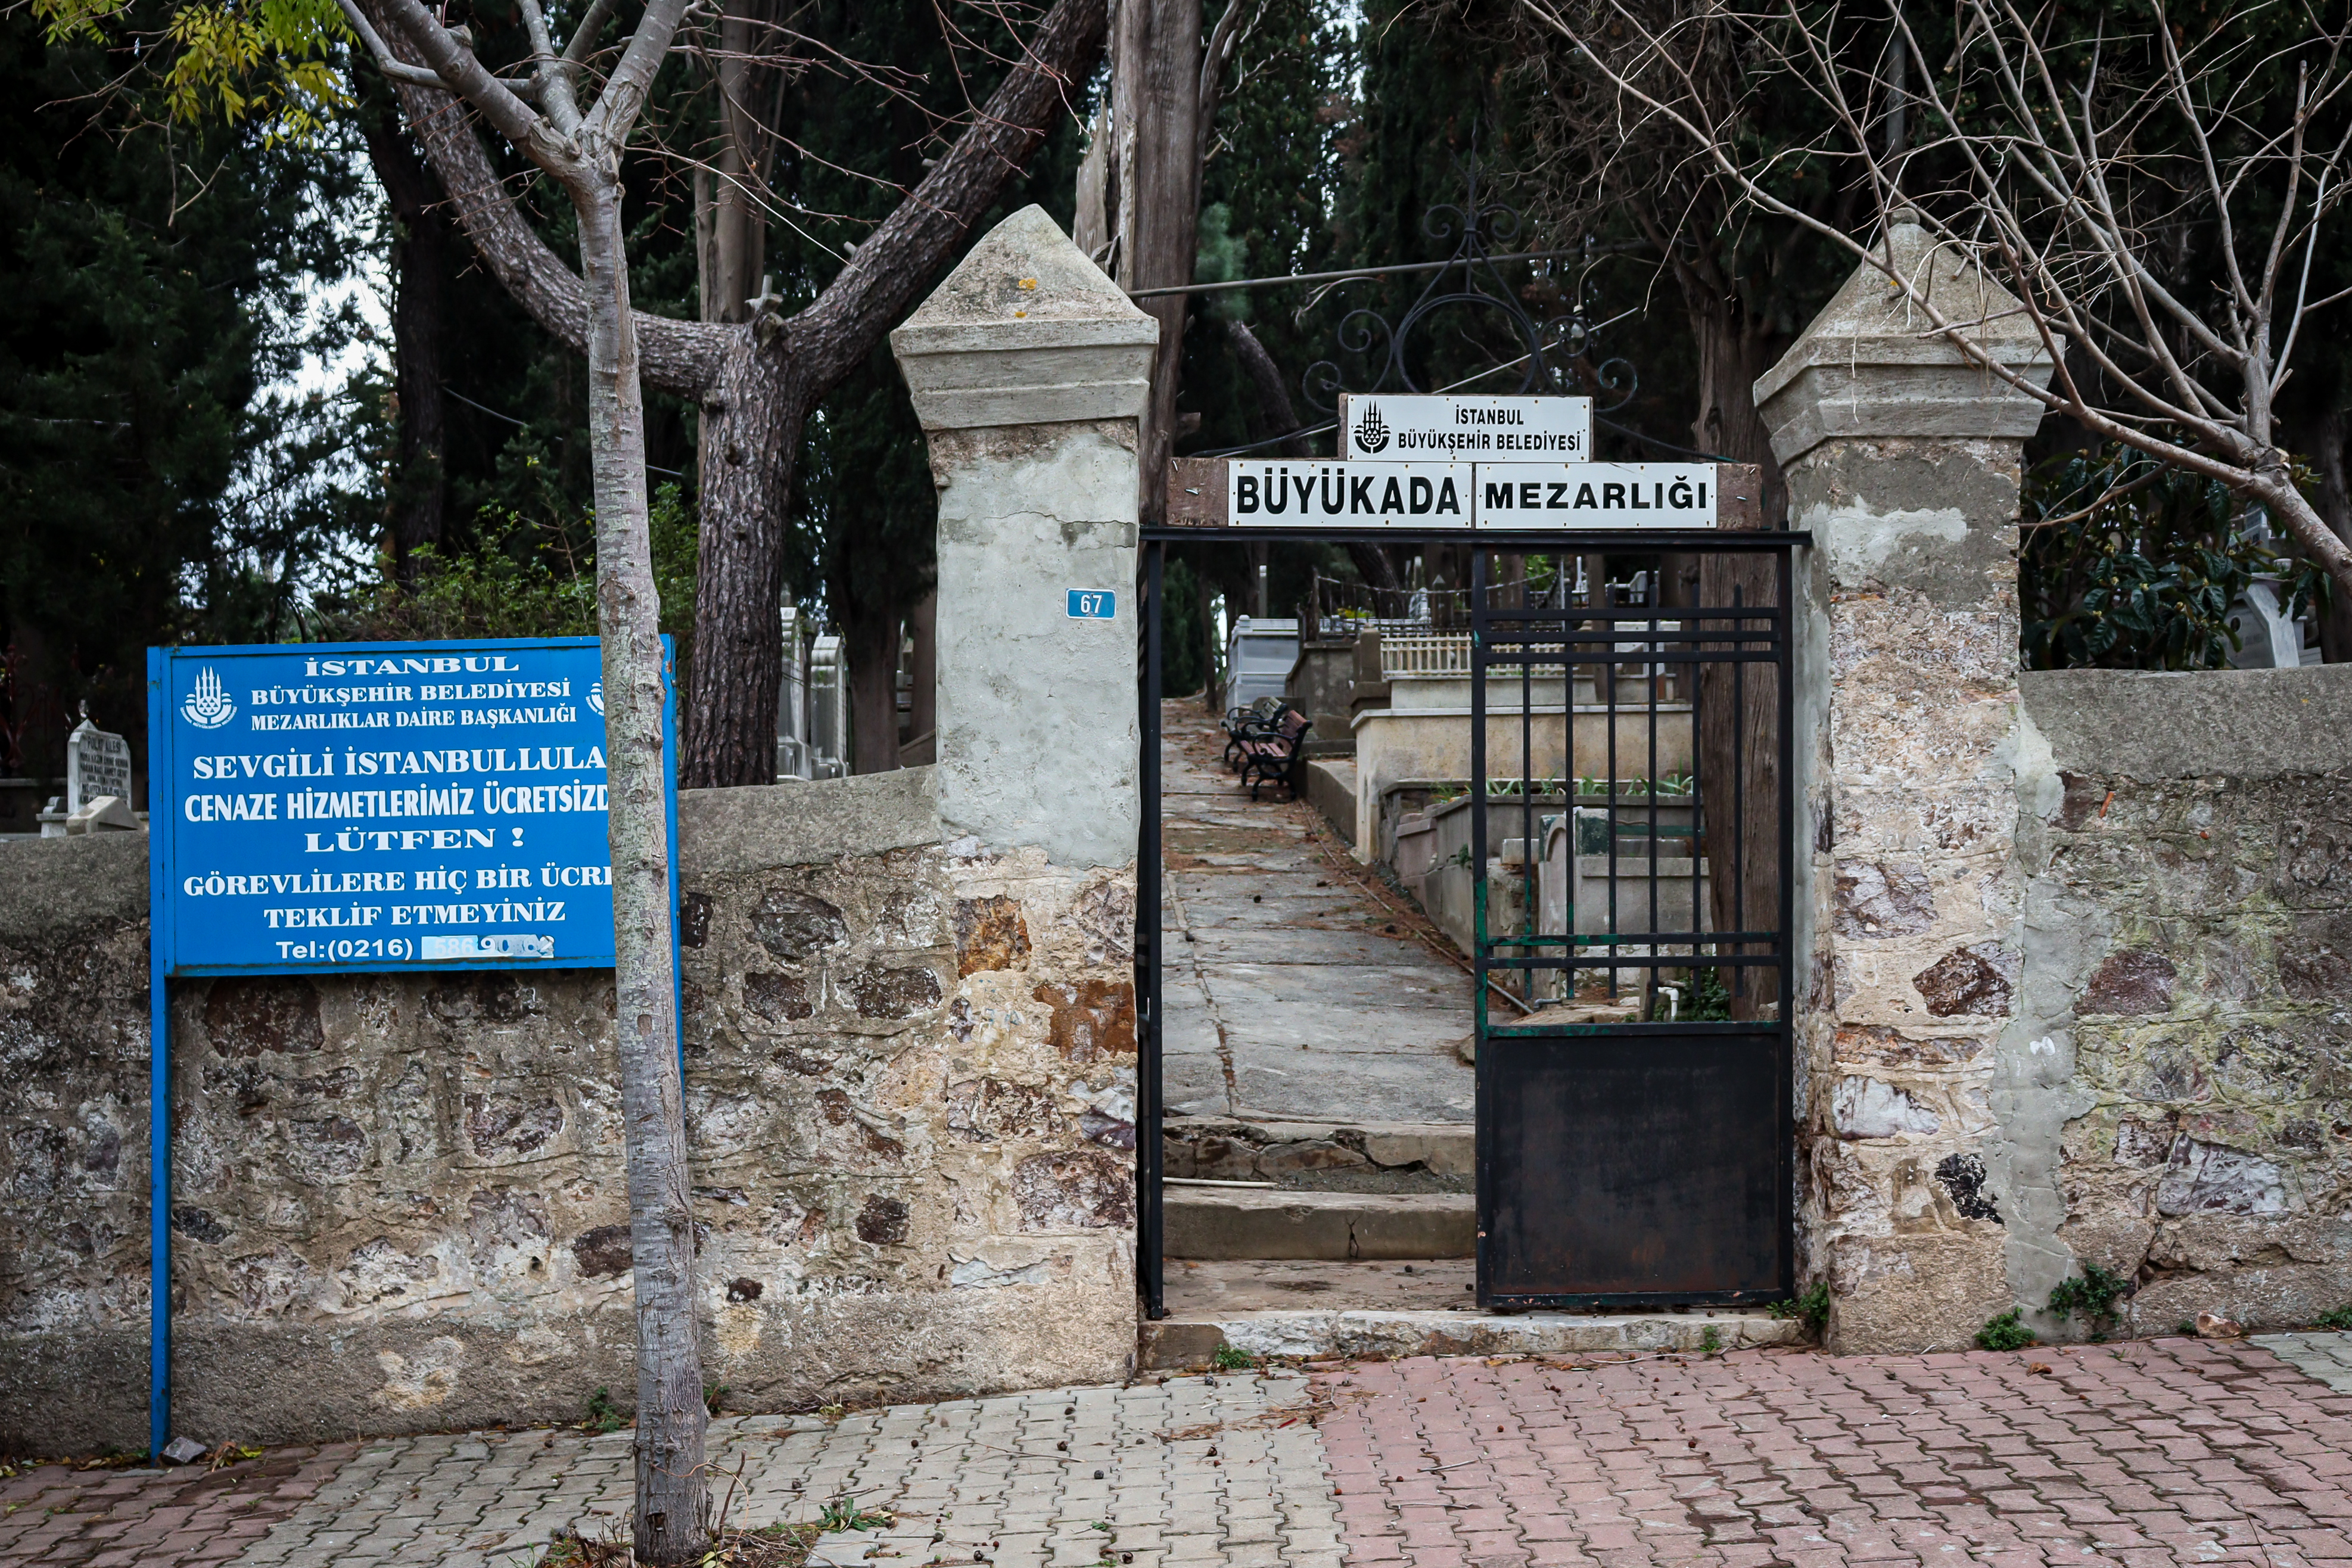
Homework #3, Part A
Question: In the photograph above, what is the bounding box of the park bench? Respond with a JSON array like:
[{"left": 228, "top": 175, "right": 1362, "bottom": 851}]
[
  {"left": 1221, "top": 695, "right": 1286, "bottom": 770},
  {"left": 1232, "top": 704, "right": 1314, "bottom": 801}
]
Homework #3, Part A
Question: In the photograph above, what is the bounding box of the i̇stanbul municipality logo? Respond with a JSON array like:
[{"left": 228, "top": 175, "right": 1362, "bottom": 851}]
[
  {"left": 182, "top": 667, "right": 236, "bottom": 729},
  {"left": 1354, "top": 402, "right": 1391, "bottom": 454}
]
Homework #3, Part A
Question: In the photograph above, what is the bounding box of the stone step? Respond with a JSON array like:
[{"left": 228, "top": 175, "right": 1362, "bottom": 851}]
[
  {"left": 1164, "top": 1187, "right": 1473, "bottom": 1260},
  {"left": 1139, "top": 1306, "right": 1803, "bottom": 1371},
  {"left": 1164, "top": 1116, "right": 1472, "bottom": 1193}
]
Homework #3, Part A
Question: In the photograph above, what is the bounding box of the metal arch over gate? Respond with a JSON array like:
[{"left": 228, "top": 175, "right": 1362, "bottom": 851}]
[{"left": 1134, "top": 503, "right": 1803, "bottom": 1317}]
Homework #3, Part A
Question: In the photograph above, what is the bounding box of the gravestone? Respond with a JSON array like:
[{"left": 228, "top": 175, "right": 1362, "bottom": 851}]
[{"left": 66, "top": 718, "right": 132, "bottom": 815}]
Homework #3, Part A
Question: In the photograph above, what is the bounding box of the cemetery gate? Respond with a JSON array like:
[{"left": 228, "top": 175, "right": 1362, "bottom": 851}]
[{"left": 1134, "top": 499, "right": 1800, "bottom": 1314}]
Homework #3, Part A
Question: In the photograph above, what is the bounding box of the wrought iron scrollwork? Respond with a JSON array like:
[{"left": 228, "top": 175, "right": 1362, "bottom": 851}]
[{"left": 1301, "top": 160, "right": 1638, "bottom": 419}]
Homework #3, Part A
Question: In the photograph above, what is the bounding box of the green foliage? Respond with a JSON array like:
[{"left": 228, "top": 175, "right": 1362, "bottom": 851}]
[
  {"left": 33, "top": 0, "right": 352, "bottom": 144},
  {"left": 816, "top": 1497, "right": 892, "bottom": 1532},
  {"left": 1212, "top": 1343, "right": 1256, "bottom": 1371},
  {"left": 2046, "top": 1264, "right": 2130, "bottom": 1340},
  {"left": 1974, "top": 1310, "right": 2036, "bottom": 1352},
  {"left": 1194, "top": 203, "right": 1252, "bottom": 323},
  {"left": 0, "top": 2, "right": 371, "bottom": 771},
  {"left": 314, "top": 484, "right": 698, "bottom": 646},
  {"left": 582, "top": 1387, "right": 626, "bottom": 1433},
  {"left": 1690, "top": 968, "right": 1733, "bottom": 1022},
  {"left": 2314, "top": 1305, "right": 2352, "bottom": 1331},
  {"left": 1769, "top": 1280, "right": 1830, "bottom": 1334},
  {"left": 2023, "top": 452, "right": 2330, "bottom": 671},
  {"left": 1698, "top": 1325, "right": 1723, "bottom": 1355}
]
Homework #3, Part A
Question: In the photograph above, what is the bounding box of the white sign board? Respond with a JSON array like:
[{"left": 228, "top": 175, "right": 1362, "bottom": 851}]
[
  {"left": 1224, "top": 461, "right": 1716, "bottom": 528},
  {"left": 1343, "top": 395, "right": 1592, "bottom": 461},
  {"left": 1475, "top": 463, "right": 1716, "bottom": 529},
  {"left": 1228, "top": 461, "right": 1472, "bottom": 527}
]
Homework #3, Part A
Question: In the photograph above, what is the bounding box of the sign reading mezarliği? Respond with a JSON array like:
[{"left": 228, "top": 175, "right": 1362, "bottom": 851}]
[{"left": 150, "top": 638, "right": 646, "bottom": 975}]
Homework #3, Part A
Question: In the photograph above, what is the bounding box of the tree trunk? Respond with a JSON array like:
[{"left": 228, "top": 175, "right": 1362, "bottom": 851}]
[
  {"left": 357, "top": 91, "right": 452, "bottom": 572},
  {"left": 2291, "top": 407, "right": 2352, "bottom": 662},
  {"left": 1686, "top": 284, "right": 1787, "bottom": 524},
  {"left": 698, "top": 4, "right": 766, "bottom": 328},
  {"left": 844, "top": 599, "right": 901, "bottom": 775},
  {"left": 383, "top": 0, "right": 1107, "bottom": 789},
  {"left": 1195, "top": 565, "right": 1220, "bottom": 710},
  {"left": 1118, "top": 0, "right": 1202, "bottom": 525},
  {"left": 687, "top": 346, "right": 802, "bottom": 788},
  {"left": 1695, "top": 471, "right": 1777, "bottom": 1023},
  {"left": 573, "top": 179, "right": 709, "bottom": 1564},
  {"left": 906, "top": 589, "right": 937, "bottom": 755}
]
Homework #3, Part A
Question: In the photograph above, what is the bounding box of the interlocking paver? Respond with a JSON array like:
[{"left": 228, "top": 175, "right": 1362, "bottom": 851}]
[
  {"left": 15, "top": 1336, "right": 2352, "bottom": 1565},
  {"left": 0, "top": 1444, "right": 353, "bottom": 1568},
  {"left": 1317, "top": 1336, "right": 2352, "bottom": 1566}
]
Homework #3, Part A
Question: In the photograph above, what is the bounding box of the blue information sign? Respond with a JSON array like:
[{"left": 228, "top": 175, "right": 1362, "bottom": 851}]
[
  {"left": 141, "top": 636, "right": 678, "bottom": 1461},
  {"left": 1067, "top": 589, "right": 1117, "bottom": 619},
  {"left": 147, "top": 637, "right": 672, "bottom": 975}
]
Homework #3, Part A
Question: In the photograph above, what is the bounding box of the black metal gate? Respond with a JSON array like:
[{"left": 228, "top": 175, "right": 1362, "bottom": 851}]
[
  {"left": 1135, "top": 527, "right": 1797, "bottom": 1316},
  {"left": 1469, "top": 542, "right": 1794, "bottom": 1307}
]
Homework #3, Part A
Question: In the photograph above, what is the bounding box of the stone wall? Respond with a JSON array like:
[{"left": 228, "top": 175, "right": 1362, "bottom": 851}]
[
  {"left": 2014, "top": 666, "right": 2352, "bottom": 1339},
  {"left": 0, "top": 771, "right": 1139, "bottom": 1455},
  {"left": 1757, "top": 210, "right": 2352, "bottom": 1352}
]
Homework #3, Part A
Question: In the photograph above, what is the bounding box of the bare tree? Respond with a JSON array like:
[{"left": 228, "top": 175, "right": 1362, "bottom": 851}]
[
  {"left": 330, "top": 0, "right": 712, "bottom": 1553},
  {"left": 1517, "top": 0, "right": 2352, "bottom": 601},
  {"left": 369, "top": 2, "right": 1107, "bottom": 788}
]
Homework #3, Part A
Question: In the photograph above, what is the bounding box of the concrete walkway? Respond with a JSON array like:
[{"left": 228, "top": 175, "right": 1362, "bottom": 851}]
[
  {"left": 1159, "top": 702, "right": 1474, "bottom": 1125},
  {"left": 11, "top": 1335, "right": 2352, "bottom": 1566}
]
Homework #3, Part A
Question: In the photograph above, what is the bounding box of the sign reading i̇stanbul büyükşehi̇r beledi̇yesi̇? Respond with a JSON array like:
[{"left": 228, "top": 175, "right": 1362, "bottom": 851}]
[{"left": 151, "top": 638, "right": 655, "bottom": 974}]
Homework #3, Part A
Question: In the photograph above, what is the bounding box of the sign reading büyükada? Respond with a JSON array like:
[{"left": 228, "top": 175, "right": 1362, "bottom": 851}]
[
  {"left": 1229, "top": 460, "right": 1471, "bottom": 527},
  {"left": 150, "top": 637, "right": 671, "bottom": 976},
  {"left": 1343, "top": 394, "right": 1592, "bottom": 460}
]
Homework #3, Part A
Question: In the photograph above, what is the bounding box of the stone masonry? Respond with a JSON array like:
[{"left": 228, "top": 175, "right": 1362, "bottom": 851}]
[
  {"left": 1759, "top": 211, "right": 2352, "bottom": 1352},
  {"left": 0, "top": 771, "right": 1140, "bottom": 1455}
]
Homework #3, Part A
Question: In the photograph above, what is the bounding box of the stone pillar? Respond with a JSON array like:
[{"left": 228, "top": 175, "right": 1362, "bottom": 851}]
[
  {"left": 1754, "top": 213, "right": 2059, "bottom": 1352},
  {"left": 891, "top": 205, "right": 1160, "bottom": 868}
]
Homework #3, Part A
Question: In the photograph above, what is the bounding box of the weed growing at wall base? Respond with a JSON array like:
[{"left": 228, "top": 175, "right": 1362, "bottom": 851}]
[
  {"left": 2048, "top": 1264, "right": 2131, "bottom": 1341},
  {"left": 1976, "top": 1310, "right": 2037, "bottom": 1351},
  {"left": 1769, "top": 1281, "right": 1830, "bottom": 1336}
]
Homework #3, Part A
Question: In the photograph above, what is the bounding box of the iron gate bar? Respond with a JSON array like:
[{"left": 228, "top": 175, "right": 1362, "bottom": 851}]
[
  {"left": 1137, "top": 542, "right": 1166, "bottom": 1320},
  {"left": 1133, "top": 527, "right": 1806, "bottom": 1320}
]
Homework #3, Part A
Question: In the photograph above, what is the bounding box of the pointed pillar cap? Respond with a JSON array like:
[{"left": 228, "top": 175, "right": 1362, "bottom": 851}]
[
  {"left": 891, "top": 205, "right": 1160, "bottom": 432},
  {"left": 1753, "top": 211, "right": 2059, "bottom": 465}
]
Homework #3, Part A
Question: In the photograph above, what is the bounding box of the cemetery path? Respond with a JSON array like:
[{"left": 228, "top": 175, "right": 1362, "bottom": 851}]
[{"left": 1158, "top": 701, "right": 1475, "bottom": 1125}]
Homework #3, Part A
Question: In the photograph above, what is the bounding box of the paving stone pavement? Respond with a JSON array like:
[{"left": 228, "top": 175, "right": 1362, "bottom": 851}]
[
  {"left": 2257, "top": 1333, "right": 2352, "bottom": 1396},
  {"left": 0, "top": 1442, "right": 354, "bottom": 1567},
  {"left": 17, "top": 1336, "right": 2352, "bottom": 1566},
  {"left": 222, "top": 1371, "right": 1334, "bottom": 1568},
  {"left": 1315, "top": 1334, "right": 2352, "bottom": 1566}
]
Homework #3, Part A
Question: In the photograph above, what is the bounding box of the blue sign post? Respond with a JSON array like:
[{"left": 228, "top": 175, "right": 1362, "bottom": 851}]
[{"left": 144, "top": 637, "right": 679, "bottom": 1457}]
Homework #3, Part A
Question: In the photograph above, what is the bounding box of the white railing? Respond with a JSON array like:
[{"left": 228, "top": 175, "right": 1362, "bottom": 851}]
[
  {"left": 1380, "top": 635, "right": 1584, "bottom": 677},
  {"left": 1379, "top": 634, "right": 1473, "bottom": 676}
]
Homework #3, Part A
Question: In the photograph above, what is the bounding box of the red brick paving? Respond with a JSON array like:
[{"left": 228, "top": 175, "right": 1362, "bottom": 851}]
[
  {"left": 1312, "top": 1337, "right": 2352, "bottom": 1566},
  {"left": 0, "top": 1443, "right": 354, "bottom": 1567}
]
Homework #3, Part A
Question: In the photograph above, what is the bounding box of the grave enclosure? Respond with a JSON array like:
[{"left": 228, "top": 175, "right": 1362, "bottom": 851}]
[{"left": 4, "top": 207, "right": 2352, "bottom": 1452}]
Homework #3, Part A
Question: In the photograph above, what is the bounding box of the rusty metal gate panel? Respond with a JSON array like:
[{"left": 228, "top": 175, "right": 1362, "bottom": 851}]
[{"left": 1469, "top": 544, "right": 1794, "bottom": 1308}]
